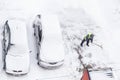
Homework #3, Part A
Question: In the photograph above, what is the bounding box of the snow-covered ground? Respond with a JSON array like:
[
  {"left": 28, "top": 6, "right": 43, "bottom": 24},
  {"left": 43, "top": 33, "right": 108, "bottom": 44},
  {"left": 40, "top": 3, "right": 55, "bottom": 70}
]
[{"left": 0, "top": 0, "right": 120, "bottom": 80}]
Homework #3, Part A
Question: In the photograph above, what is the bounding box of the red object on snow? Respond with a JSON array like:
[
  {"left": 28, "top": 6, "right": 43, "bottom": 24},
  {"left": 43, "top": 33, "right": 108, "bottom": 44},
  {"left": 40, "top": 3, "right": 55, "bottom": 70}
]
[{"left": 81, "top": 68, "right": 91, "bottom": 80}]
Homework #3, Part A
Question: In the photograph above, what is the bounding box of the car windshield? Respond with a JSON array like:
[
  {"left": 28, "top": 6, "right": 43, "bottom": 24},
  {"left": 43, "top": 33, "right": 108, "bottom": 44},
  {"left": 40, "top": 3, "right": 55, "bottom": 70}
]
[{"left": 8, "top": 44, "right": 28, "bottom": 56}]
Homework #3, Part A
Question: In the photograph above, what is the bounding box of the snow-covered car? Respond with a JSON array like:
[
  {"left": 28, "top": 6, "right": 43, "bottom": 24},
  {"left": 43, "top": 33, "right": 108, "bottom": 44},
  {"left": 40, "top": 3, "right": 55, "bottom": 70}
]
[
  {"left": 33, "top": 15, "right": 65, "bottom": 69},
  {"left": 2, "top": 20, "right": 30, "bottom": 75}
]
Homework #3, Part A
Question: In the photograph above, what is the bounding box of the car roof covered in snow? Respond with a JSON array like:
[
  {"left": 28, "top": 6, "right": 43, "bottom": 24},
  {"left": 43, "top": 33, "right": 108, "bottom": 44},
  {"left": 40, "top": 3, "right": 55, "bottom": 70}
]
[
  {"left": 8, "top": 20, "right": 28, "bottom": 45},
  {"left": 41, "top": 15, "right": 62, "bottom": 37},
  {"left": 40, "top": 15, "right": 65, "bottom": 62},
  {"left": 7, "top": 19, "right": 29, "bottom": 55}
]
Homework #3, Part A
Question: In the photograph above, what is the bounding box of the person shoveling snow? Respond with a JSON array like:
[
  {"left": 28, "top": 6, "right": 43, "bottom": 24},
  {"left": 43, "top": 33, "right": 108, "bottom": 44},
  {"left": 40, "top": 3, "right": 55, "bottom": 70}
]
[{"left": 80, "top": 33, "right": 94, "bottom": 47}]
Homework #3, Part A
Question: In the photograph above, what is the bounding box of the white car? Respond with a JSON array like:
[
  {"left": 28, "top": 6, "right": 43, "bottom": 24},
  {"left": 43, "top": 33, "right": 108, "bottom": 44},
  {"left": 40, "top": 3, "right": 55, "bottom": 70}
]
[
  {"left": 2, "top": 20, "right": 30, "bottom": 75},
  {"left": 33, "top": 15, "right": 65, "bottom": 69}
]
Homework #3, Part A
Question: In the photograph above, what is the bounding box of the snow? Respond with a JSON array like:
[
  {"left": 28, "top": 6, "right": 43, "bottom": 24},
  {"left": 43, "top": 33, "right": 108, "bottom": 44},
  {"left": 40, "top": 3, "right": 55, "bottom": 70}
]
[
  {"left": 0, "top": 0, "right": 120, "bottom": 80},
  {"left": 5, "top": 54, "right": 30, "bottom": 74},
  {"left": 8, "top": 45, "right": 28, "bottom": 55},
  {"left": 40, "top": 15, "right": 65, "bottom": 62},
  {"left": 8, "top": 20, "right": 28, "bottom": 45},
  {"left": 4, "top": 20, "right": 30, "bottom": 75},
  {"left": 7, "top": 20, "right": 29, "bottom": 56},
  {"left": 90, "top": 70, "right": 114, "bottom": 80}
]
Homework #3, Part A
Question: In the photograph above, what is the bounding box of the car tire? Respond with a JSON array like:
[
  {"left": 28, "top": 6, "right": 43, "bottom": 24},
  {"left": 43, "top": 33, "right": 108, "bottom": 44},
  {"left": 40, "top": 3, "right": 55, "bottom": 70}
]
[
  {"left": 3, "top": 63, "right": 6, "bottom": 70},
  {"left": 37, "top": 62, "right": 39, "bottom": 65},
  {"left": 36, "top": 53, "right": 39, "bottom": 59},
  {"left": 34, "top": 33, "right": 36, "bottom": 36}
]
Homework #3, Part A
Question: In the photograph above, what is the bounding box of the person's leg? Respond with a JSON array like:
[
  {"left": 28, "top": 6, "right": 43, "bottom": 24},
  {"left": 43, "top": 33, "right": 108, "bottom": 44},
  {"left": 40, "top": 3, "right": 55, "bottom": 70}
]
[
  {"left": 86, "top": 39, "right": 89, "bottom": 46},
  {"left": 80, "top": 39, "right": 85, "bottom": 47},
  {"left": 90, "top": 38, "right": 93, "bottom": 43}
]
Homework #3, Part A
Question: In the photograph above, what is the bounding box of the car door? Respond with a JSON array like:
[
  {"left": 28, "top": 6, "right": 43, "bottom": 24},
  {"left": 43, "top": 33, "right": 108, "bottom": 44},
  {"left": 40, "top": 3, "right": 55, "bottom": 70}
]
[
  {"left": 34, "top": 25, "right": 41, "bottom": 58},
  {"left": 38, "top": 26, "right": 42, "bottom": 43}
]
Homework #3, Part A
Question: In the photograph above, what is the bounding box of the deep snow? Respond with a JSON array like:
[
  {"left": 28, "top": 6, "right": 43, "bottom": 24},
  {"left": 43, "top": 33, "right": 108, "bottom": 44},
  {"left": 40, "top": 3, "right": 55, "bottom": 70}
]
[{"left": 0, "top": 0, "right": 120, "bottom": 80}]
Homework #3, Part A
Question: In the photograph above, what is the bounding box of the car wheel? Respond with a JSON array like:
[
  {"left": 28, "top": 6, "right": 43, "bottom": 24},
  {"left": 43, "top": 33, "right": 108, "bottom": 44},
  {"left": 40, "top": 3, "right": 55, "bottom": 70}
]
[
  {"left": 34, "top": 33, "right": 36, "bottom": 36},
  {"left": 36, "top": 53, "right": 39, "bottom": 59},
  {"left": 37, "top": 62, "right": 39, "bottom": 65},
  {"left": 3, "top": 63, "right": 6, "bottom": 70}
]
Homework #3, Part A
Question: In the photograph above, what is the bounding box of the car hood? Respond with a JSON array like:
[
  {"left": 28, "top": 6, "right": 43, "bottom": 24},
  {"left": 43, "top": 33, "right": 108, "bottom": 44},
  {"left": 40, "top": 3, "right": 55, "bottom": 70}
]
[
  {"left": 40, "top": 39, "right": 65, "bottom": 62},
  {"left": 6, "top": 54, "right": 30, "bottom": 70}
]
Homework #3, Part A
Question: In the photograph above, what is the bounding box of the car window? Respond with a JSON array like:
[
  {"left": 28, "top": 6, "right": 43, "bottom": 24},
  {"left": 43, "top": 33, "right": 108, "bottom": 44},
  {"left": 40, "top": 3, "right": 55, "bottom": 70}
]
[
  {"left": 4, "top": 24, "right": 10, "bottom": 51},
  {"left": 38, "top": 26, "right": 42, "bottom": 42}
]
